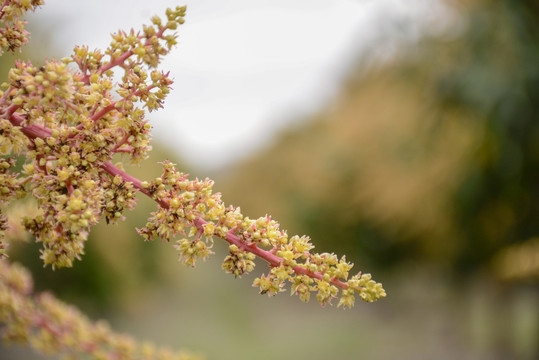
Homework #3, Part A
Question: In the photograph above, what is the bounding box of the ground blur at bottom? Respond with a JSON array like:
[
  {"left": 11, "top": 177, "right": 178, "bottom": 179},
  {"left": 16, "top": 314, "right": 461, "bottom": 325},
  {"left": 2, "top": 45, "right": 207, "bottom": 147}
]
[{"left": 1, "top": 239, "right": 538, "bottom": 360}]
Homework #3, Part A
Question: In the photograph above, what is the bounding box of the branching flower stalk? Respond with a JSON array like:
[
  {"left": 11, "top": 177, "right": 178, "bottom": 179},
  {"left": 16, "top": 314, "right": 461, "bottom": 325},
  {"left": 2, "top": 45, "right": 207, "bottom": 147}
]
[
  {"left": 0, "top": 260, "right": 199, "bottom": 360},
  {"left": 0, "top": 1, "right": 386, "bottom": 357},
  {"left": 0, "top": 2, "right": 385, "bottom": 309},
  {"left": 0, "top": 0, "right": 384, "bottom": 339},
  {"left": 0, "top": 0, "right": 43, "bottom": 55}
]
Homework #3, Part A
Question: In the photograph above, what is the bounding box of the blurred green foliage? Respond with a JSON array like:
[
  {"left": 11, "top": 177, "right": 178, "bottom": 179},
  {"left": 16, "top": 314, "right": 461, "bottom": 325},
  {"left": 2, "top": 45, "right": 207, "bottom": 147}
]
[
  {"left": 214, "top": 4, "right": 539, "bottom": 356},
  {"left": 437, "top": 0, "right": 539, "bottom": 274},
  {"left": 219, "top": 0, "right": 539, "bottom": 280}
]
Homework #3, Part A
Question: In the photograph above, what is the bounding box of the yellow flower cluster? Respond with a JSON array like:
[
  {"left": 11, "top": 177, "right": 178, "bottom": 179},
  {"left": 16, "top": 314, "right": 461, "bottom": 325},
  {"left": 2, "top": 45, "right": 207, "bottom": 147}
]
[
  {"left": 1, "top": 6, "right": 186, "bottom": 269},
  {"left": 0, "top": 0, "right": 44, "bottom": 55},
  {"left": 2, "top": 0, "right": 382, "bottom": 313},
  {"left": 222, "top": 244, "right": 256, "bottom": 277},
  {"left": 0, "top": 118, "right": 28, "bottom": 154},
  {"left": 0, "top": 157, "right": 26, "bottom": 259},
  {"left": 138, "top": 160, "right": 386, "bottom": 308},
  {"left": 0, "top": 2, "right": 386, "bottom": 359},
  {"left": 0, "top": 213, "right": 7, "bottom": 258},
  {"left": 0, "top": 259, "right": 200, "bottom": 360},
  {"left": 0, "top": 157, "right": 25, "bottom": 203}
]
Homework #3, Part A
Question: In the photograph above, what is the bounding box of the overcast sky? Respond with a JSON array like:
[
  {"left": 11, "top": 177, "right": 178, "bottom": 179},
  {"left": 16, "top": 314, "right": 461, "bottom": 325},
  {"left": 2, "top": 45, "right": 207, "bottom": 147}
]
[{"left": 26, "top": 0, "right": 454, "bottom": 171}]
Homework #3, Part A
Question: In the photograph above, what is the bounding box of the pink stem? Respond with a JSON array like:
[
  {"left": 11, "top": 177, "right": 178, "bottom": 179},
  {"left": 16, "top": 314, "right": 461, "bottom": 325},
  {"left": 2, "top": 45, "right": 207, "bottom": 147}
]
[
  {"left": 0, "top": 0, "right": 10, "bottom": 21},
  {"left": 90, "top": 84, "right": 157, "bottom": 122},
  {"left": 7, "top": 112, "right": 52, "bottom": 139},
  {"left": 91, "top": 24, "right": 169, "bottom": 84},
  {"left": 96, "top": 50, "right": 133, "bottom": 79},
  {"left": 11, "top": 117, "right": 351, "bottom": 291},
  {"left": 0, "top": 85, "right": 11, "bottom": 106},
  {"left": 90, "top": 103, "right": 117, "bottom": 122}
]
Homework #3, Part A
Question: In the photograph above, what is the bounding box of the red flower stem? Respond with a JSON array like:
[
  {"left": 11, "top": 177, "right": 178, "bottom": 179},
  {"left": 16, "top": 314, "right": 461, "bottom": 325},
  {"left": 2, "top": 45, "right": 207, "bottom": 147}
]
[
  {"left": 90, "top": 103, "right": 118, "bottom": 122},
  {"left": 12, "top": 118, "right": 351, "bottom": 291},
  {"left": 99, "top": 161, "right": 164, "bottom": 205},
  {"left": 0, "top": 85, "right": 11, "bottom": 106},
  {"left": 3, "top": 103, "right": 20, "bottom": 117},
  {"left": 96, "top": 50, "right": 133, "bottom": 79},
  {"left": 113, "top": 147, "right": 133, "bottom": 153},
  {"left": 93, "top": 24, "right": 169, "bottom": 82},
  {"left": 8, "top": 112, "right": 52, "bottom": 139},
  {"left": 113, "top": 132, "right": 130, "bottom": 151},
  {"left": 89, "top": 84, "right": 157, "bottom": 122},
  {"left": 0, "top": 0, "right": 10, "bottom": 20}
]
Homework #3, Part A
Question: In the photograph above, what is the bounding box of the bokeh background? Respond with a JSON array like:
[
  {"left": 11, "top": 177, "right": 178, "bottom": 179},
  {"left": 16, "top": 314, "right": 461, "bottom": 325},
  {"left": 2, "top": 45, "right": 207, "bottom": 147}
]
[{"left": 2, "top": 0, "right": 538, "bottom": 359}]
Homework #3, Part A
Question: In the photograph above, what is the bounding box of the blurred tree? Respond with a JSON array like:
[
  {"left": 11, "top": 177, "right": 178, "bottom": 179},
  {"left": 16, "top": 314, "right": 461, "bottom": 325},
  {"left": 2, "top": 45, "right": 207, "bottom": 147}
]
[
  {"left": 219, "top": 0, "right": 539, "bottom": 279},
  {"left": 436, "top": 0, "right": 539, "bottom": 275}
]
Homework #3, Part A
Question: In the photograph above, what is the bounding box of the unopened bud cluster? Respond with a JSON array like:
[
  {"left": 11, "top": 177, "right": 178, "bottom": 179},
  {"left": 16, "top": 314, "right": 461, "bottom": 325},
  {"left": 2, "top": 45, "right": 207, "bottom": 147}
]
[
  {"left": 0, "top": 6, "right": 186, "bottom": 268},
  {"left": 137, "top": 161, "right": 386, "bottom": 307},
  {"left": 0, "top": 0, "right": 44, "bottom": 55},
  {"left": 0, "top": 157, "right": 26, "bottom": 258}
]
